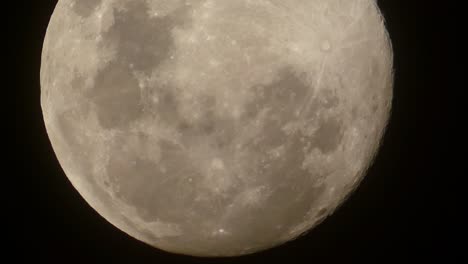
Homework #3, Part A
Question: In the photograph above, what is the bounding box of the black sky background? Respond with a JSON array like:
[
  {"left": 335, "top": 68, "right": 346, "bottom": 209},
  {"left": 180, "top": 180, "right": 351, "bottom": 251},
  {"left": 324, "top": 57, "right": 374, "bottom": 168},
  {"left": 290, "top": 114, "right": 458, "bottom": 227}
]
[{"left": 13, "top": 0, "right": 452, "bottom": 263}]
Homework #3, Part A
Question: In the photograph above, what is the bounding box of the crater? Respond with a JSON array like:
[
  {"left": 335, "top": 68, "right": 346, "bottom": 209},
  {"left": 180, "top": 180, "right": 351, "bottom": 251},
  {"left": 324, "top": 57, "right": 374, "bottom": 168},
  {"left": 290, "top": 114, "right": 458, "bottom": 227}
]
[
  {"left": 177, "top": 95, "right": 217, "bottom": 136},
  {"left": 316, "top": 207, "right": 329, "bottom": 219},
  {"left": 317, "top": 88, "right": 339, "bottom": 109}
]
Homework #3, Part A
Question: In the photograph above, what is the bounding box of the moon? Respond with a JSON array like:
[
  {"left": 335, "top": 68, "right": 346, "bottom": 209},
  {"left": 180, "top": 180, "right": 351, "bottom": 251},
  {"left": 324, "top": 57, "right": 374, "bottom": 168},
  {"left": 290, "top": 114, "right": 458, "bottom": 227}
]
[{"left": 41, "top": 0, "right": 393, "bottom": 257}]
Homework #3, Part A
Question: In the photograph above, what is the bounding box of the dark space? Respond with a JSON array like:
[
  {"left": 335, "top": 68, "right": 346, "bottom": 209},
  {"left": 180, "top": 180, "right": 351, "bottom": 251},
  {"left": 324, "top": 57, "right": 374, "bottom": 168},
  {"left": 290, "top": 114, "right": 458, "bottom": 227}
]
[{"left": 13, "top": 0, "right": 452, "bottom": 263}]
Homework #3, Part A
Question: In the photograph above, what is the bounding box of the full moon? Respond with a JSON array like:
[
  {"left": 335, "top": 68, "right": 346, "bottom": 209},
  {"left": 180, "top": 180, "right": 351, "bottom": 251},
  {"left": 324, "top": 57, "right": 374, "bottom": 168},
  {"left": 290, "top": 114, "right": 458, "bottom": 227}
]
[{"left": 41, "top": 0, "right": 393, "bottom": 257}]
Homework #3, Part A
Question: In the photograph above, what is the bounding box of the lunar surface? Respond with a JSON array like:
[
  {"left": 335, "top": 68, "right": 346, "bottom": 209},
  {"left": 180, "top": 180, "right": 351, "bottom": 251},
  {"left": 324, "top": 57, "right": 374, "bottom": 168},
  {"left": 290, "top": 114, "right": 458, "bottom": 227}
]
[{"left": 41, "top": 0, "right": 393, "bottom": 257}]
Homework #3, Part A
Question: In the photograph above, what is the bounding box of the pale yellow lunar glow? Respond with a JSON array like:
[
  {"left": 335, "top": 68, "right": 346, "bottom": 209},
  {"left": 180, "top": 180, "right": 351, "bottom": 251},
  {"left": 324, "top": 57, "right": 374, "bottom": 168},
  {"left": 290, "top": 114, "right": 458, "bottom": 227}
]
[{"left": 40, "top": 0, "right": 393, "bottom": 257}]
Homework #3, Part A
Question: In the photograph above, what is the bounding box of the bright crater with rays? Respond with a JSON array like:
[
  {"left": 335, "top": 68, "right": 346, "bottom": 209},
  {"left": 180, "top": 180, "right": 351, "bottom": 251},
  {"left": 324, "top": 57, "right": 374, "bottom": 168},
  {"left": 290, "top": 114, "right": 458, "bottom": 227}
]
[{"left": 41, "top": 0, "right": 393, "bottom": 256}]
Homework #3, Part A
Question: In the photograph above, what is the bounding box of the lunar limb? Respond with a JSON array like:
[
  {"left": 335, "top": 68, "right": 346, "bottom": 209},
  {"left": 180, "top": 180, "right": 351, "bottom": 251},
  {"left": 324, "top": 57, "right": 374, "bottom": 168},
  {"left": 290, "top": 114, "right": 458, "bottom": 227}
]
[{"left": 41, "top": 0, "right": 393, "bottom": 256}]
